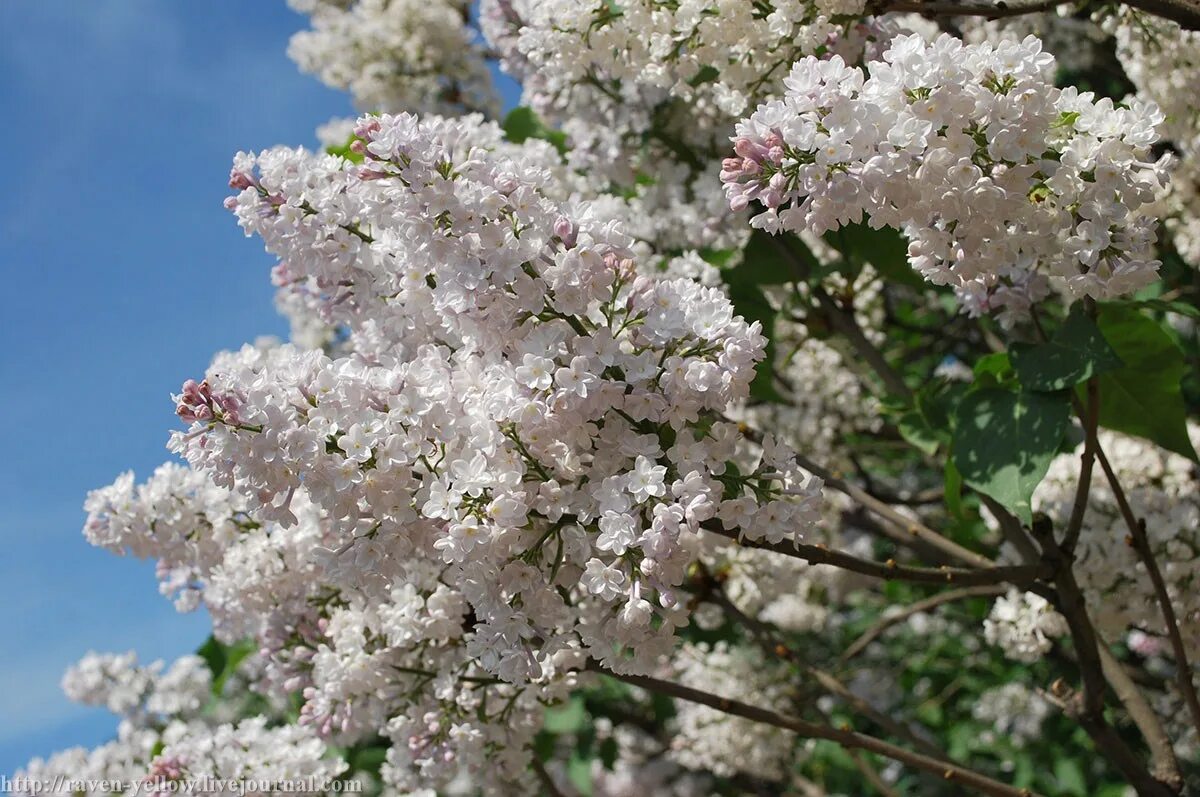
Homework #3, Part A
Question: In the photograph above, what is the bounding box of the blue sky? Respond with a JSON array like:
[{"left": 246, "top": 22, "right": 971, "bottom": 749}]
[{"left": 0, "top": 0, "right": 352, "bottom": 775}]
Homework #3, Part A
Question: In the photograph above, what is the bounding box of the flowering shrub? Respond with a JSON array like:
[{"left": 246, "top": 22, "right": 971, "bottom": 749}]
[{"left": 21, "top": 1, "right": 1200, "bottom": 795}]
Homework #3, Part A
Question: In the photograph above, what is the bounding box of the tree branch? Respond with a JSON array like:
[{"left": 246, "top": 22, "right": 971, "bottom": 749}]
[
  {"left": 1097, "top": 644, "right": 1183, "bottom": 788},
  {"left": 766, "top": 233, "right": 913, "bottom": 400},
  {"left": 703, "top": 521, "right": 1043, "bottom": 587},
  {"left": 1061, "top": 377, "right": 1099, "bottom": 555},
  {"left": 1029, "top": 519, "right": 1179, "bottom": 796},
  {"left": 871, "top": 0, "right": 1200, "bottom": 32},
  {"left": 587, "top": 663, "right": 1044, "bottom": 797},
  {"left": 754, "top": 450, "right": 994, "bottom": 568},
  {"left": 1093, "top": 443, "right": 1200, "bottom": 739},
  {"left": 702, "top": 582, "right": 948, "bottom": 760},
  {"left": 840, "top": 585, "right": 1007, "bottom": 661}
]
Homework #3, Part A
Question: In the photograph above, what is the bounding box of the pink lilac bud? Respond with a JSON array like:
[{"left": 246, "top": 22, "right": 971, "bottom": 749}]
[
  {"left": 228, "top": 168, "right": 256, "bottom": 190},
  {"left": 358, "top": 167, "right": 390, "bottom": 181},
  {"left": 553, "top": 215, "right": 577, "bottom": 248},
  {"left": 353, "top": 118, "right": 381, "bottom": 139},
  {"left": 728, "top": 185, "right": 752, "bottom": 212},
  {"left": 147, "top": 756, "right": 186, "bottom": 781},
  {"left": 734, "top": 137, "right": 768, "bottom": 163}
]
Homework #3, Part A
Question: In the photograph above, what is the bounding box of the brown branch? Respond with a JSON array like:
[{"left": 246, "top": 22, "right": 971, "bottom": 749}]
[
  {"left": 840, "top": 585, "right": 1007, "bottom": 661},
  {"left": 1097, "top": 644, "right": 1183, "bottom": 789},
  {"left": 703, "top": 583, "right": 948, "bottom": 761},
  {"left": 766, "top": 233, "right": 913, "bottom": 400},
  {"left": 587, "top": 663, "right": 1044, "bottom": 797},
  {"left": 1093, "top": 443, "right": 1200, "bottom": 739},
  {"left": 1029, "top": 519, "right": 1179, "bottom": 796},
  {"left": 532, "top": 758, "right": 570, "bottom": 797},
  {"left": 872, "top": 0, "right": 1200, "bottom": 31},
  {"left": 1061, "top": 377, "right": 1099, "bottom": 554},
  {"left": 979, "top": 494, "right": 1040, "bottom": 564},
  {"left": 780, "top": 450, "right": 994, "bottom": 568},
  {"left": 703, "top": 521, "right": 1043, "bottom": 587}
]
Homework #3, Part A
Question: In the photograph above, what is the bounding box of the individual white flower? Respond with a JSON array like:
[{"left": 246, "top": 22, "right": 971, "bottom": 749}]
[
  {"left": 627, "top": 456, "right": 668, "bottom": 503},
  {"left": 582, "top": 558, "right": 628, "bottom": 601}
]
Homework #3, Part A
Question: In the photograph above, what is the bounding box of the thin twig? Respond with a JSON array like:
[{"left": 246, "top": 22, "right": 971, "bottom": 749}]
[
  {"left": 840, "top": 585, "right": 1007, "bottom": 662},
  {"left": 1093, "top": 443, "right": 1200, "bottom": 738},
  {"left": 531, "top": 758, "right": 569, "bottom": 797},
  {"left": 1097, "top": 644, "right": 1183, "bottom": 789},
  {"left": 1061, "top": 377, "right": 1099, "bottom": 554},
  {"left": 755, "top": 449, "right": 994, "bottom": 568},
  {"left": 703, "top": 522, "right": 1043, "bottom": 587},
  {"left": 587, "top": 663, "right": 1044, "bottom": 797},
  {"left": 1029, "top": 519, "right": 1178, "bottom": 796},
  {"left": 704, "top": 583, "right": 948, "bottom": 760},
  {"left": 872, "top": 0, "right": 1200, "bottom": 31}
]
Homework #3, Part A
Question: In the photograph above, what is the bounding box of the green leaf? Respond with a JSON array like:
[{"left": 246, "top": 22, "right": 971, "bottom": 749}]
[
  {"left": 212, "top": 639, "right": 256, "bottom": 697},
  {"left": 973, "top": 352, "right": 1015, "bottom": 388},
  {"left": 325, "top": 135, "right": 364, "bottom": 164},
  {"left": 951, "top": 388, "right": 1071, "bottom": 524},
  {"left": 688, "top": 64, "right": 720, "bottom": 87},
  {"left": 532, "top": 731, "right": 556, "bottom": 762},
  {"left": 567, "top": 751, "right": 594, "bottom": 795},
  {"left": 1093, "top": 305, "right": 1198, "bottom": 461},
  {"left": 196, "top": 636, "right": 226, "bottom": 680},
  {"left": 1011, "top": 308, "right": 1122, "bottom": 391},
  {"left": 598, "top": 736, "right": 619, "bottom": 770},
  {"left": 698, "top": 248, "right": 736, "bottom": 269},
  {"left": 1117, "top": 297, "right": 1200, "bottom": 320},
  {"left": 502, "top": 107, "right": 567, "bottom": 154},
  {"left": 826, "top": 221, "right": 925, "bottom": 289},
  {"left": 543, "top": 696, "right": 588, "bottom": 734},
  {"left": 348, "top": 746, "right": 388, "bottom": 776},
  {"left": 944, "top": 458, "right": 964, "bottom": 518},
  {"left": 1012, "top": 754, "right": 1035, "bottom": 789},
  {"left": 916, "top": 380, "right": 968, "bottom": 439},
  {"left": 1053, "top": 759, "right": 1087, "bottom": 797},
  {"left": 729, "top": 228, "right": 809, "bottom": 286},
  {"left": 897, "top": 410, "right": 940, "bottom": 455}
]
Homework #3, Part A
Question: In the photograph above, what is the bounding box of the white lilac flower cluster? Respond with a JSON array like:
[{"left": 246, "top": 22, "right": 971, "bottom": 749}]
[
  {"left": 588, "top": 724, "right": 714, "bottom": 797},
  {"left": 60, "top": 651, "right": 212, "bottom": 721},
  {"left": 983, "top": 588, "right": 1069, "bottom": 663},
  {"left": 972, "top": 682, "right": 1053, "bottom": 746},
  {"left": 17, "top": 722, "right": 167, "bottom": 797},
  {"left": 583, "top": 159, "right": 750, "bottom": 258},
  {"left": 1033, "top": 426, "right": 1200, "bottom": 656},
  {"left": 86, "top": 111, "right": 827, "bottom": 790},
  {"left": 1113, "top": 10, "right": 1200, "bottom": 151},
  {"left": 287, "top": 0, "right": 496, "bottom": 116},
  {"left": 1112, "top": 10, "right": 1200, "bottom": 266},
  {"left": 91, "top": 392, "right": 572, "bottom": 792},
  {"left": 959, "top": 10, "right": 1110, "bottom": 76},
  {"left": 722, "top": 33, "right": 1170, "bottom": 322},
  {"left": 149, "top": 717, "right": 348, "bottom": 796},
  {"left": 666, "top": 642, "right": 797, "bottom": 781},
  {"left": 480, "top": 0, "right": 895, "bottom": 183},
  {"left": 17, "top": 652, "right": 346, "bottom": 797},
  {"left": 84, "top": 463, "right": 256, "bottom": 614}
]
